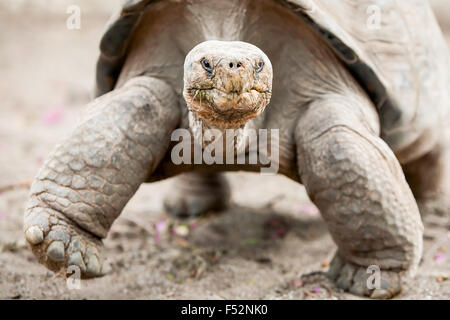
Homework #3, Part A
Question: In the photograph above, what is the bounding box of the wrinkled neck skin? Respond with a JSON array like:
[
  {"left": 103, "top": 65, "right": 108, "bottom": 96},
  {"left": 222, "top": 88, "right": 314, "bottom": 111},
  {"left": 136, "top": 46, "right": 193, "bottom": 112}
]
[
  {"left": 188, "top": 111, "right": 256, "bottom": 150},
  {"left": 186, "top": 0, "right": 250, "bottom": 41},
  {"left": 185, "top": 0, "right": 258, "bottom": 150}
]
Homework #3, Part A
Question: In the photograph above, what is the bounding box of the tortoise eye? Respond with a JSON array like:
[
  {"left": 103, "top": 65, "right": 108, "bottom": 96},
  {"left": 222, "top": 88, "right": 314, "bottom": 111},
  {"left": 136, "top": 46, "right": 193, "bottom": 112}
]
[
  {"left": 255, "top": 61, "right": 264, "bottom": 73},
  {"left": 201, "top": 59, "right": 214, "bottom": 73}
]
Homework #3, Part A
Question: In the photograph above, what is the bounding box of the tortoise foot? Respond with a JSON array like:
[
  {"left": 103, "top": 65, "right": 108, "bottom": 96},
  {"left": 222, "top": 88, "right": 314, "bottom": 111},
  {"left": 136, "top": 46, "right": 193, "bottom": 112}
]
[
  {"left": 24, "top": 207, "right": 105, "bottom": 278},
  {"left": 163, "top": 173, "right": 230, "bottom": 218},
  {"left": 328, "top": 254, "right": 404, "bottom": 299},
  {"left": 164, "top": 189, "right": 229, "bottom": 218}
]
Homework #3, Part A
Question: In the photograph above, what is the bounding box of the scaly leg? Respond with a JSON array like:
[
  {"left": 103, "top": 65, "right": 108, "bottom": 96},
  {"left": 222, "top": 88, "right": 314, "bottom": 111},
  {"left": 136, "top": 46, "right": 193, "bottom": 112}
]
[
  {"left": 164, "top": 172, "right": 230, "bottom": 218},
  {"left": 24, "top": 76, "right": 180, "bottom": 277},
  {"left": 296, "top": 94, "right": 423, "bottom": 298},
  {"left": 402, "top": 140, "right": 450, "bottom": 219}
]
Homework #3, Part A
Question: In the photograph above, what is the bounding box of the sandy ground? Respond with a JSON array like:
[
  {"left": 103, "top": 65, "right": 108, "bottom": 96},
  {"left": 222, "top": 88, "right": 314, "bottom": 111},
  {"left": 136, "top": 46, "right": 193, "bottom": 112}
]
[{"left": 0, "top": 1, "right": 449, "bottom": 300}]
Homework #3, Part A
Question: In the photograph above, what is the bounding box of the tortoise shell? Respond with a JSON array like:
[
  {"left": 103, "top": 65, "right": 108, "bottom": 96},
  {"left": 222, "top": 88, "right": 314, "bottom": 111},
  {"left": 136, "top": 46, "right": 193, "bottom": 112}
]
[{"left": 95, "top": 0, "right": 450, "bottom": 151}]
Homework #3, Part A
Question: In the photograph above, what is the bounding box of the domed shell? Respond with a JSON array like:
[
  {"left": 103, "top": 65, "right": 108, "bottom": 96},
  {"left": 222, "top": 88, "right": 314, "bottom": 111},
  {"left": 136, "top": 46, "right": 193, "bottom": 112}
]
[
  {"left": 95, "top": 0, "right": 153, "bottom": 97},
  {"left": 96, "top": 0, "right": 450, "bottom": 152}
]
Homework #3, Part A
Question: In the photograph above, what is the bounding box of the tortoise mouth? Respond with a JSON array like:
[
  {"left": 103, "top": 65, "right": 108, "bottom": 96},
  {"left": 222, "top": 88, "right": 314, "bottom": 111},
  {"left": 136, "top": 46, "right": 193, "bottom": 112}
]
[
  {"left": 187, "top": 86, "right": 270, "bottom": 95},
  {"left": 184, "top": 86, "right": 271, "bottom": 128}
]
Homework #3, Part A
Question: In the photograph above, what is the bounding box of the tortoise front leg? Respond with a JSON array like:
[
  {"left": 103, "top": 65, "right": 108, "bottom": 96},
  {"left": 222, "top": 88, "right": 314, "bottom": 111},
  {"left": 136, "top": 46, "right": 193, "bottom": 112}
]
[
  {"left": 296, "top": 94, "right": 423, "bottom": 298},
  {"left": 24, "top": 76, "right": 180, "bottom": 277}
]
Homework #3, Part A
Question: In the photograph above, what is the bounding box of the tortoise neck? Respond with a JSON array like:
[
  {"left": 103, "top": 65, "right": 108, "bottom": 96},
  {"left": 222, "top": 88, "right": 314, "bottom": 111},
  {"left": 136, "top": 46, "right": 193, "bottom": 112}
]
[
  {"left": 186, "top": 0, "right": 250, "bottom": 41},
  {"left": 188, "top": 111, "right": 256, "bottom": 151}
]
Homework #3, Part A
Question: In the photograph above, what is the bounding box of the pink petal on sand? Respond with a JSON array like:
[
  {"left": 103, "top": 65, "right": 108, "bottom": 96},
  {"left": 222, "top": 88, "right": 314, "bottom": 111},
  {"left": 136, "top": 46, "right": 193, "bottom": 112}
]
[
  {"left": 0, "top": 211, "right": 4, "bottom": 219},
  {"left": 434, "top": 252, "right": 446, "bottom": 263},
  {"left": 189, "top": 220, "right": 198, "bottom": 229},
  {"left": 313, "top": 287, "right": 320, "bottom": 293},
  {"left": 299, "top": 203, "right": 319, "bottom": 216},
  {"left": 276, "top": 228, "right": 288, "bottom": 238},
  {"left": 290, "top": 280, "right": 303, "bottom": 288},
  {"left": 42, "top": 106, "right": 65, "bottom": 125},
  {"left": 155, "top": 220, "right": 168, "bottom": 234}
]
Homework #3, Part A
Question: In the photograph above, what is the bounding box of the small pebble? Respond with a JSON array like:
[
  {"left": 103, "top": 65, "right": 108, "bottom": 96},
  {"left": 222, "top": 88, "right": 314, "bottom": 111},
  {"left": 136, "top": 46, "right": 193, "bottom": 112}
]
[{"left": 172, "top": 225, "right": 189, "bottom": 237}]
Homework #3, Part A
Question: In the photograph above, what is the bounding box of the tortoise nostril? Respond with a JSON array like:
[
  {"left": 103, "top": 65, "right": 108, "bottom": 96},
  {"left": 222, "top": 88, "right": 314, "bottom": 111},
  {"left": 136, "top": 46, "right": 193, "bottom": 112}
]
[{"left": 228, "top": 62, "right": 242, "bottom": 69}]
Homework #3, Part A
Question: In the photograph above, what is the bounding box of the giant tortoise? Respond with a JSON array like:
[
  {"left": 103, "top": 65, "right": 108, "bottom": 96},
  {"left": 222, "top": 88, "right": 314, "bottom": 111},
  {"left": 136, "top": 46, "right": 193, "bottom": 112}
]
[{"left": 24, "top": 0, "right": 450, "bottom": 298}]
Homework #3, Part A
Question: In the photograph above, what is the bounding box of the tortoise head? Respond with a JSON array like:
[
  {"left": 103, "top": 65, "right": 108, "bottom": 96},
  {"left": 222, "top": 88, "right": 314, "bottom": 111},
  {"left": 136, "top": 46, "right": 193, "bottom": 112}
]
[{"left": 183, "top": 40, "right": 273, "bottom": 129}]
